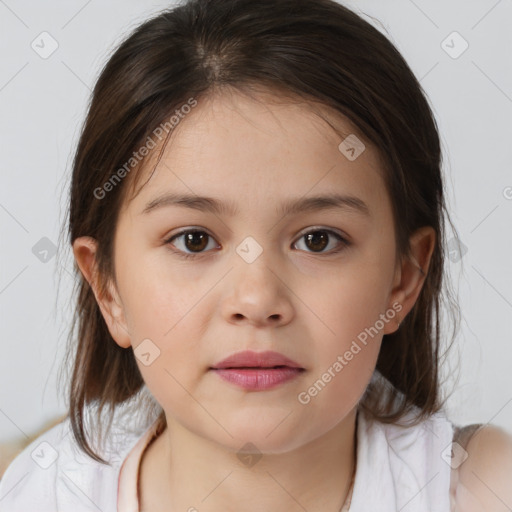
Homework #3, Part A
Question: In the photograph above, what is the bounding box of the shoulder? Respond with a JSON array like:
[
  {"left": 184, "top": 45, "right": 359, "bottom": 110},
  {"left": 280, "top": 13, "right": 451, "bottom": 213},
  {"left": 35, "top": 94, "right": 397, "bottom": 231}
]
[
  {"left": 0, "top": 418, "right": 67, "bottom": 510},
  {"left": 0, "top": 414, "right": 143, "bottom": 511},
  {"left": 351, "top": 407, "right": 455, "bottom": 510},
  {"left": 455, "top": 423, "right": 512, "bottom": 512}
]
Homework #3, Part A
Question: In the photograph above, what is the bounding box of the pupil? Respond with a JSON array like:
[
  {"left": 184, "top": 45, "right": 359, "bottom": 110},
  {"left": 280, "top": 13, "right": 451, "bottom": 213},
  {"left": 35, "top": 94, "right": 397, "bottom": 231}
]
[
  {"left": 185, "top": 232, "right": 208, "bottom": 252},
  {"left": 306, "top": 231, "right": 328, "bottom": 252}
]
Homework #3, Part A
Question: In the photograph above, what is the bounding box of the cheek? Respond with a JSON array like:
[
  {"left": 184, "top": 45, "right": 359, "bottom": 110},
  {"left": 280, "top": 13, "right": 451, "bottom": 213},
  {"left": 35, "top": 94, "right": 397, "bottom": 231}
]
[
  {"left": 297, "top": 335, "right": 380, "bottom": 431},
  {"left": 313, "top": 269, "right": 392, "bottom": 343},
  {"left": 304, "top": 259, "right": 391, "bottom": 385},
  {"left": 119, "top": 269, "right": 205, "bottom": 393},
  {"left": 131, "top": 322, "right": 202, "bottom": 417},
  {"left": 329, "top": 242, "right": 395, "bottom": 323},
  {"left": 303, "top": 308, "right": 382, "bottom": 419},
  {"left": 121, "top": 257, "right": 200, "bottom": 336}
]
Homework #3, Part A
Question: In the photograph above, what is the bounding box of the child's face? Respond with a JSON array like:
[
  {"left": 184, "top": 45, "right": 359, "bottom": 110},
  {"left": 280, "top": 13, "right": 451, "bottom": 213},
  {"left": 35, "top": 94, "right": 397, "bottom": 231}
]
[{"left": 81, "top": 89, "right": 419, "bottom": 452}]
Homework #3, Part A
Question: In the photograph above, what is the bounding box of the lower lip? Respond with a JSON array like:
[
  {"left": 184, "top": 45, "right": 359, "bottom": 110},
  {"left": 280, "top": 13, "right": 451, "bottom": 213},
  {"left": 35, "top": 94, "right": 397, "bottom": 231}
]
[{"left": 211, "top": 367, "right": 304, "bottom": 390}]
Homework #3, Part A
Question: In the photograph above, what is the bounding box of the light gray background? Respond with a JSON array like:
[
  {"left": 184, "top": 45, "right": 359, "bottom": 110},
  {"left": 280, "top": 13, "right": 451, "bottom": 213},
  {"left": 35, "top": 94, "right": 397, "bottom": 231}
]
[{"left": 1, "top": 0, "right": 511, "bottom": 444}]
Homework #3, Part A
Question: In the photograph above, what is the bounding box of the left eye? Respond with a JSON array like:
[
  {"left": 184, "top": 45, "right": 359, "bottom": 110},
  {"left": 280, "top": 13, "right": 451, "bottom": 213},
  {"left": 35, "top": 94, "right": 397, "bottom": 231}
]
[
  {"left": 293, "top": 229, "right": 349, "bottom": 254},
  {"left": 164, "top": 228, "right": 350, "bottom": 259}
]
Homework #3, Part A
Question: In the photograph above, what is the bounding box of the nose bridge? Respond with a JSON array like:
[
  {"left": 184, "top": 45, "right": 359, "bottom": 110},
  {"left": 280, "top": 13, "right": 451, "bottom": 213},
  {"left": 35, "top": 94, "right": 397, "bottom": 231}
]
[{"left": 233, "top": 234, "right": 280, "bottom": 289}]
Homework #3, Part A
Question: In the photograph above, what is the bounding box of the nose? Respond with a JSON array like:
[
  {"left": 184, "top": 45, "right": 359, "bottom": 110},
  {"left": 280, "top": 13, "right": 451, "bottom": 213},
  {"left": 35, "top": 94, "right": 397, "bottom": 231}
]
[{"left": 221, "top": 256, "right": 294, "bottom": 328}]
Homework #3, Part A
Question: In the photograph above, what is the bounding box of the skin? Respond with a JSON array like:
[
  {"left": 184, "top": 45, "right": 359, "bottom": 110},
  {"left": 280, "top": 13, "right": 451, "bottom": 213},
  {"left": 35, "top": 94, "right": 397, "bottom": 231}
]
[
  {"left": 453, "top": 425, "right": 512, "bottom": 512},
  {"left": 73, "top": 87, "right": 435, "bottom": 511}
]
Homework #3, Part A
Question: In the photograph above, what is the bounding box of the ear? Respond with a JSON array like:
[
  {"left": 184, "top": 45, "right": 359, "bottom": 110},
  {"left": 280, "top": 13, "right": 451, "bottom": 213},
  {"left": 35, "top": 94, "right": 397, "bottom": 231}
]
[
  {"left": 383, "top": 226, "right": 436, "bottom": 334},
  {"left": 72, "top": 236, "right": 132, "bottom": 348}
]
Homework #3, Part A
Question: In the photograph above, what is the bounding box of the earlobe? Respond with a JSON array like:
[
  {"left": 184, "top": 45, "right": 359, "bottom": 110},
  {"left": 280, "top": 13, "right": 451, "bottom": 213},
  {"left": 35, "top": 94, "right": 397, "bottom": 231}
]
[
  {"left": 384, "top": 226, "right": 436, "bottom": 334},
  {"left": 72, "top": 236, "right": 132, "bottom": 349}
]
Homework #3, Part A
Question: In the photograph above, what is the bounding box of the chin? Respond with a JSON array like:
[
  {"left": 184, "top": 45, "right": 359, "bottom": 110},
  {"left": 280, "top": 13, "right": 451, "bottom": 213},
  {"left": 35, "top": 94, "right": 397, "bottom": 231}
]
[{"left": 211, "top": 420, "right": 313, "bottom": 456}]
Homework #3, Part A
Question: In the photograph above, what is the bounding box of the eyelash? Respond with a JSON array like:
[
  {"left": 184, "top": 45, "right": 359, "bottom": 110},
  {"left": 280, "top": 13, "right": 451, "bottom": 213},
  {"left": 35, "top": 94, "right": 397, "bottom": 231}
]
[{"left": 164, "top": 228, "right": 351, "bottom": 260}]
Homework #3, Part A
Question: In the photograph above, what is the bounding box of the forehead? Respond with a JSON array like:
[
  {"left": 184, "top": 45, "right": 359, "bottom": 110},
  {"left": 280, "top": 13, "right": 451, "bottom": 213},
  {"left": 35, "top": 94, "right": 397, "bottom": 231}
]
[{"left": 124, "top": 88, "right": 389, "bottom": 218}]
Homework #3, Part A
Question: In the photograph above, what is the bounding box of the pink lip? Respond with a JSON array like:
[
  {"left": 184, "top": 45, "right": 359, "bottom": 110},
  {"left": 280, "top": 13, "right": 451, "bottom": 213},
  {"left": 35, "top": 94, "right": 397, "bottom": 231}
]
[
  {"left": 210, "top": 350, "right": 305, "bottom": 391},
  {"left": 212, "top": 367, "right": 304, "bottom": 390},
  {"left": 211, "top": 350, "right": 303, "bottom": 370}
]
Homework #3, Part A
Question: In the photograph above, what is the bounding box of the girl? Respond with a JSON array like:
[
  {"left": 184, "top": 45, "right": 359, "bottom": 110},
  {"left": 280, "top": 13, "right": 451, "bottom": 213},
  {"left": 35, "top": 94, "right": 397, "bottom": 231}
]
[{"left": 1, "top": 0, "right": 511, "bottom": 510}]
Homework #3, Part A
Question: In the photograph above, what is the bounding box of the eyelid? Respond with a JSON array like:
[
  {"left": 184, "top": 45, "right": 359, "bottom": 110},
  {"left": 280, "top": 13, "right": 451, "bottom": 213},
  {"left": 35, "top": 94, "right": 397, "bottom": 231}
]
[
  {"left": 294, "top": 225, "right": 349, "bottom": 242},
  {"left": 165, "top": 225, "right": 350, "bottom": 242},
  {"left": 164, "top": 226, "right": 213, "bottom": 240}
]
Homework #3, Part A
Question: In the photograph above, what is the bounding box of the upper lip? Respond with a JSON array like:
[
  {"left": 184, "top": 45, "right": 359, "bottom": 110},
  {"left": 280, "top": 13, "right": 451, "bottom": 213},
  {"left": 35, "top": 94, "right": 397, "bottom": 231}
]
[{"left": 211, "top": 350, "right": 304, "bottom": 369}]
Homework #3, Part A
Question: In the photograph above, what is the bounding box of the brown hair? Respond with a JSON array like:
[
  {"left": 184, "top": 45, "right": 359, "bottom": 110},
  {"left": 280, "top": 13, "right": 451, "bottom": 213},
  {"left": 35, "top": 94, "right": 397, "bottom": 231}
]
[{"left": 57, "top": 0, "right": 461, "bottom": 464}]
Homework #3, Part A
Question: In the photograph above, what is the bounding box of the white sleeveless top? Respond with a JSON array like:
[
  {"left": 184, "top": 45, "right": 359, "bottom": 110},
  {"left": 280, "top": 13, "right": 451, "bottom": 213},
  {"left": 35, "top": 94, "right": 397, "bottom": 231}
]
[
  {"left": 0, "top": 401, "right": 461, "bottom": 511},
  {"left": 350, "top": 406, "right": 454, "bottom": 511}
]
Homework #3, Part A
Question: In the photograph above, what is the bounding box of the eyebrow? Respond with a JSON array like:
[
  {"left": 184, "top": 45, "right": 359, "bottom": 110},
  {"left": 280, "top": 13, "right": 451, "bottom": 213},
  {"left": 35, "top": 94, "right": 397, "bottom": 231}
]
[{"left": 141, "top": 192, "right": 371, "bottom": 218}]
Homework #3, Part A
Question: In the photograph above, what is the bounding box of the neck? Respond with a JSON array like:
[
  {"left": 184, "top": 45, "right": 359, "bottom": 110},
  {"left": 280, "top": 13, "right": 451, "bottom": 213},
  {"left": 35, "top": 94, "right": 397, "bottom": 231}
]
[{"left": 139, "top": 407, "right": 359, "bottom": 511}]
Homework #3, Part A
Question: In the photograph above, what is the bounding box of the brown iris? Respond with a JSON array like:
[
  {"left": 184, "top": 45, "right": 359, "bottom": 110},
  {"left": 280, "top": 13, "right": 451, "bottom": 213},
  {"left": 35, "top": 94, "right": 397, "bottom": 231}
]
[
  {"left": 184, "top": 231, "right": 209, "bottom": 252},
  {"left": 304, "top": 231, "right": 329, "bottom": 252}
]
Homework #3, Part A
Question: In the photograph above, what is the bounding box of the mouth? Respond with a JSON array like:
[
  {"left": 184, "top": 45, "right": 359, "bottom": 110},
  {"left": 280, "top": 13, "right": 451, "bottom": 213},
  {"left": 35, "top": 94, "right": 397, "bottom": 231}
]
[{"left": 209, "top": 350, "right": 305, "bottom": 390}]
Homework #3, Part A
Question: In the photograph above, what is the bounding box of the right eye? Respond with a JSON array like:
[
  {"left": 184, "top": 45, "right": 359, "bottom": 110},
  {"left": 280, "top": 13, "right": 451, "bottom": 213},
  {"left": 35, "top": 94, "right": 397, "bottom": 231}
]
[{"left": 164, "top": 229, "right": 220, "bottom": 259}]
